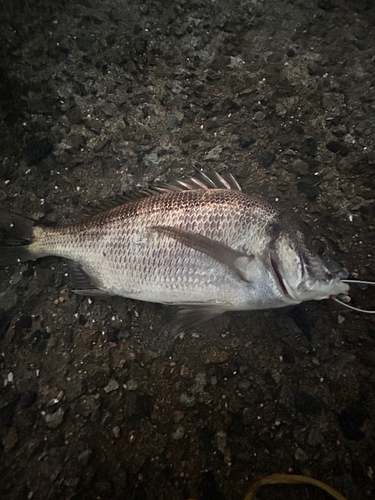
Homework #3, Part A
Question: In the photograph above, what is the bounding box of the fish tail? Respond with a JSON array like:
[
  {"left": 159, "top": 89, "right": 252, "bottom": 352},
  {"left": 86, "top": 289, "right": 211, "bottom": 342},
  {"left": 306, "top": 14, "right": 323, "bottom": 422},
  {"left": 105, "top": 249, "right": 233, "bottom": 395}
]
[{"left": 0, "top": 212, "right": 40, "bottom": 265}]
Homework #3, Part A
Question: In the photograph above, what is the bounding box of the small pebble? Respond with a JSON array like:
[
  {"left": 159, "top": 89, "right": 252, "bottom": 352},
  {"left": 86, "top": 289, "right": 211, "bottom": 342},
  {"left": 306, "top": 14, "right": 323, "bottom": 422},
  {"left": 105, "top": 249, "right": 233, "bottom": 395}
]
[
  {"left": 238, "top": 379, "right": 251, "bottom": 391},
  {"left": 113, "top": 426, "right": 121, "bottom": 439},
  {"left": 216, "top": 431, "right": 228, "bottom": 455},
  {"left": 172, "top": 425, "right": 185, "bottom": 440},
  {"left": 180, "top": 393, "right": 196, "bottom": 408},
  {"left": 253, "top": 111, "right": 266, "bottom": 121},
  {"left": 307, "top": 428, "right": 324, "bottom": 446},
  {"left": 104, "top": 378, "right": 120, "bottom": 393},
  {"left": 200, "top": 345, "right": 228, "bottom": 364},
  {"left": 126, "top": 379, "right": 139, "bottom": 391},
  {"left": 78, "top": 449, "right": 92, "bottom": 466},
  {"left": 173, "top": 411, "right": 184, "bottom": 423},
  {"left": 275, "top": 103, "right": 287, "bottom": 117},
  {"left": 295, "top": 447, "right": 309, "bottom": 462},
  {"left": 195, "top": 372, "right": 208, "bottom": 386},
  {"left": 45, "top": 407, "right": 65, "bottom": 429},
  {"left": 204, "top": 145, "right": 222, "bottom": 161}
]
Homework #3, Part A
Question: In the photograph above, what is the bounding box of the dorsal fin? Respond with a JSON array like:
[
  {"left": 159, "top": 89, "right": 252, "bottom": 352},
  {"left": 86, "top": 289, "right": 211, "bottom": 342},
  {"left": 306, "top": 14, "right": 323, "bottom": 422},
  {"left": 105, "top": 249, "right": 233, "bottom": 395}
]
[
  {"left": 196, "top": 169, "right": 242, "bottom": 191},
  {"left": 157, "top": 169, "right": 242, "bottom": 192},
  {"left": 81, "top": 170, "right": 242, "bottom": 218}
]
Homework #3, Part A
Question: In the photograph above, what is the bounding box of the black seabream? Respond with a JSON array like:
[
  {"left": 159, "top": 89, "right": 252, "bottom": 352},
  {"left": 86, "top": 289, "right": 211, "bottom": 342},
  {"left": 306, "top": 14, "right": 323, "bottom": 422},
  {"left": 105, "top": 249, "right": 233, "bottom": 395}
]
[{"left": 0, "top": 171, "right": 351, "bottom": 331}]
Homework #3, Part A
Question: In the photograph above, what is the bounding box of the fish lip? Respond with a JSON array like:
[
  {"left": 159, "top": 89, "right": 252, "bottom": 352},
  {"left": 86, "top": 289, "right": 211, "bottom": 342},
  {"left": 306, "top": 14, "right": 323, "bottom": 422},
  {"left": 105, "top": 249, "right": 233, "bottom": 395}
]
[{"left": 331, "top": 289, "right": 349, "bottom": 300}]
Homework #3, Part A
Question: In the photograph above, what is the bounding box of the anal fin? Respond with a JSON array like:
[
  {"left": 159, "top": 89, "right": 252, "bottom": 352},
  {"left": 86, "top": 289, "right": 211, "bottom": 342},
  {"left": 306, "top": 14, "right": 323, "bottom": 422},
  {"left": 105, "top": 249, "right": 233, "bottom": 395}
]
[{"left": 69, "top": 262, "right": 108, "bottom": 296}]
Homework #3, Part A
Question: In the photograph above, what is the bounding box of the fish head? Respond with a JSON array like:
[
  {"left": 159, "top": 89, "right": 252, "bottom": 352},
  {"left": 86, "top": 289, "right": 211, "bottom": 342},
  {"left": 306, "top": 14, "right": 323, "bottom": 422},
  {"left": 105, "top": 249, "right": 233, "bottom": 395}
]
[{"left": 268, "top": 224, "right": 349, "bottom": 304}]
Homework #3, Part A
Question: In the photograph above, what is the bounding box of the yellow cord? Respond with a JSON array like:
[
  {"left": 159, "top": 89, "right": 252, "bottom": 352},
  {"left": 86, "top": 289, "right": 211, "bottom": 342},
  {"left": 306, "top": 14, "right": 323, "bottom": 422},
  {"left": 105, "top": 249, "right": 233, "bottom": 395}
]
[{"left": 243, "top": 473, "right": 348, "bottom": 500}]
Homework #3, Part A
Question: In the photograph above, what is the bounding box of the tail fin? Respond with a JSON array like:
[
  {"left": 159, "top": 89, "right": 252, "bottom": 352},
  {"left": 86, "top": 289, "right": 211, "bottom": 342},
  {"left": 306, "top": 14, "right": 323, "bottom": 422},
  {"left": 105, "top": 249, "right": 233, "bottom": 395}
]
[{"left": 0, "top": 212, "right": 36, "bottom": 266}]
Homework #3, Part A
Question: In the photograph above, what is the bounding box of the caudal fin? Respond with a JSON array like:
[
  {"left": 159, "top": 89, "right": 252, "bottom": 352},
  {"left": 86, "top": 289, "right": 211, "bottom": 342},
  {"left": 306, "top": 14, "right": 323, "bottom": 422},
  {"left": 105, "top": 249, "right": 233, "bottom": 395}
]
[{"left": 0, "top": 212, "right": 36, "bottom": 266}]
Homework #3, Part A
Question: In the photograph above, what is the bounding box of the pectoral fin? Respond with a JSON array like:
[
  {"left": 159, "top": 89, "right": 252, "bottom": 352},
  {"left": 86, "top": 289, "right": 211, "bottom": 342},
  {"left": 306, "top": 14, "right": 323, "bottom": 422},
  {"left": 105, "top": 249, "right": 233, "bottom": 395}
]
[{"left": 151, "top": 225, "right": 253, "bottom": 282}]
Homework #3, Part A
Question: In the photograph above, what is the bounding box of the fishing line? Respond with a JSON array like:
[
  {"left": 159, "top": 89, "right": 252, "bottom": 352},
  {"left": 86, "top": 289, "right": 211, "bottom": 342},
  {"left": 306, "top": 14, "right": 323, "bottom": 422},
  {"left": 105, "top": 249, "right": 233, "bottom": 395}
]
[{"left": 334, "top": 279, "right": 375, "bottom": 314}]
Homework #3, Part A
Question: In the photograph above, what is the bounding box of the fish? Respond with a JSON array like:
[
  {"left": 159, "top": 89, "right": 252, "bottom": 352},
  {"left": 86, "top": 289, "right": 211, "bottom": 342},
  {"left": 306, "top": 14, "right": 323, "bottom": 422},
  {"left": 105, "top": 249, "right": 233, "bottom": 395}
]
[{"left": 0, "top": 170, "right": 349, "bottom": 332}]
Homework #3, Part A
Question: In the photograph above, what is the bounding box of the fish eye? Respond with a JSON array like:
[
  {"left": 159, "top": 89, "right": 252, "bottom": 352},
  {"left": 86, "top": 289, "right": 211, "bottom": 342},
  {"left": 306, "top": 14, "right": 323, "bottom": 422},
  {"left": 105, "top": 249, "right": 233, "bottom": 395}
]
[{"left": 312, "top": 238, "right": 326, "bottom": 256}]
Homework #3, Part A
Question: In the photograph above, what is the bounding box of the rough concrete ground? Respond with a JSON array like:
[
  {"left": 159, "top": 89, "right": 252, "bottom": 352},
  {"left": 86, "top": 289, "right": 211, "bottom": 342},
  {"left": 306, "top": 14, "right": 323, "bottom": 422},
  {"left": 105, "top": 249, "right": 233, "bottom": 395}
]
[{"left": 0, "top": 0, "right": 375, "bottom": 499}]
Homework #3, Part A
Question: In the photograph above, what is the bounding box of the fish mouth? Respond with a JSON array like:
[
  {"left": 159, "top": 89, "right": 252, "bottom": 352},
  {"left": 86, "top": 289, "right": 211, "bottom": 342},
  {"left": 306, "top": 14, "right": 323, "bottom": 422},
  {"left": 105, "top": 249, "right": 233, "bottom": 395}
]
[{"left": 270, "top": 256, "right": 292, "bottom": 299}]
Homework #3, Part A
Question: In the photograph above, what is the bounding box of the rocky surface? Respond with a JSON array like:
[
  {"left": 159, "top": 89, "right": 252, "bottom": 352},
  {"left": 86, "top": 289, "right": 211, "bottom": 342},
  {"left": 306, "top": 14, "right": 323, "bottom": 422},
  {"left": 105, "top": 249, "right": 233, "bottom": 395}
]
[{"left": 0, "top": 0, "right": 375, "bottom": 499}]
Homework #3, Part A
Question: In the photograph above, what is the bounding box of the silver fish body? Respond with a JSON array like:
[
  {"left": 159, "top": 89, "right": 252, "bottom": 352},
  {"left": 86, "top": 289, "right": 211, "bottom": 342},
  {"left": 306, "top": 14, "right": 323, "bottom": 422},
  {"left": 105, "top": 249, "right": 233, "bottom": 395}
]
[{"left": 0, "top": 171, "right": 349, "bottom": 330}]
